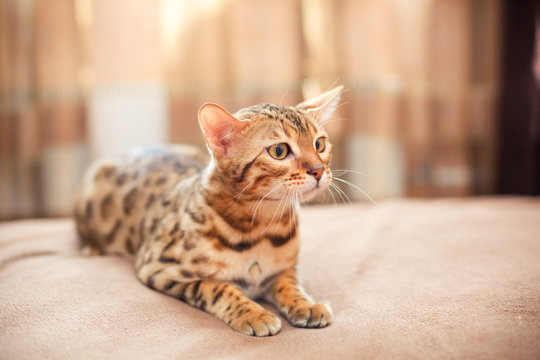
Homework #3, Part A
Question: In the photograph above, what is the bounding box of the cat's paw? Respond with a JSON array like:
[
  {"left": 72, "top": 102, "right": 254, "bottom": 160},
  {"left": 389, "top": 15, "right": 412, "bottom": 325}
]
[
  {"left": 229, "top": 310, "right": 282, "bottom": 337},
  {"left": 286, "top": 303, "right": 332, "bottom": 328},
  {"left": 80, "top": 244, "right": 103, "bottom": 256}
]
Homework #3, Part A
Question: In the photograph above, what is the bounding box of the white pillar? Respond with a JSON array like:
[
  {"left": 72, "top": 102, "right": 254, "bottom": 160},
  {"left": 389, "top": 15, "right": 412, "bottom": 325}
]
[{"left": 89, "top": 82, "right": 168, "bottom": 159}]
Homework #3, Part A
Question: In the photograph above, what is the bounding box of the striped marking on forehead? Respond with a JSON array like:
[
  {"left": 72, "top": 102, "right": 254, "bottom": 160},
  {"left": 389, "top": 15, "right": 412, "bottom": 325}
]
[
  {"left": 236, "top": 103, "right": 311, "bottom": 134},
  {"left": 264, "top": 104, "right": 309, "bottom": 134}
]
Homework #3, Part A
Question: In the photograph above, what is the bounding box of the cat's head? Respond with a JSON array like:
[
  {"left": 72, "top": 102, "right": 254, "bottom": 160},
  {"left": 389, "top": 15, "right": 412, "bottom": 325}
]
[{"left": 198, "top": 86, "right": 342, "bottom": 202}]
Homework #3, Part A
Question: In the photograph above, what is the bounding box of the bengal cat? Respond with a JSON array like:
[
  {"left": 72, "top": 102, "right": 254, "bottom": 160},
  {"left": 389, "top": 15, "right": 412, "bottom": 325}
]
[{"left": 74, "top": 86, "right": 343, "bottom": 336}]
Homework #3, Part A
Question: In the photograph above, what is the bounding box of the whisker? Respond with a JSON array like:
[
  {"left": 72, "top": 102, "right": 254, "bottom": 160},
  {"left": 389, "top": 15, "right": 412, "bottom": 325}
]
[
  {"left": 328, "top": 183, "right": 346, "bottom": 204},
  {"left": 288, "top": 195, "right": 292, "bottom": 234},
  {"left": 297, "top": 189, "right": 307, "bottom": 207},
  {"left": 232, "top": 183, "right": 251, "bottom": 200},
  {"left": 330, "top": 183, "right": 352, "bottom": 205},
  {"left": 263, "top": 187, "right": 288, "bottom": 234},
  {"left": 232, "top": 183, "right": 252, "bottom": 209},
  {"left": 251, "top": 184, "right": 282, "bottom": 224},
  {"left": 325, "top": 186, "right": 337, "bottom": 205},
  {"left": 291, "top": 192, "right": 298, "bottom": 230},
  {"left": 287, "top": 192, "right": 295, "bottom": 236},
  {"left": 333, "top": 177, "right": 377, "bottom": 205},
  {"left": 274, "top": 188, "right": 291, "bottom": 233},
  {"left": 332, "top": 169, "right": 368, "bottom": 176}
]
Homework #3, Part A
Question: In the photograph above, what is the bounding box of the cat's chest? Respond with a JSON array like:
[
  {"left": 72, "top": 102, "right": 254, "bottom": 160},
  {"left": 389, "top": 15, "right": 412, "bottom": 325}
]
[{"left": 213, "top": 238, "right": 299, "bottom": 298}]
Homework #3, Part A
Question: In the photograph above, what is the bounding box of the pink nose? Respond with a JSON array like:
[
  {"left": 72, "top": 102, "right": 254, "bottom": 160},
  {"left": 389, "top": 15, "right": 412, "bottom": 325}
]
[{"left": 307, "top": 167, "right": 324, "bottom": 181}]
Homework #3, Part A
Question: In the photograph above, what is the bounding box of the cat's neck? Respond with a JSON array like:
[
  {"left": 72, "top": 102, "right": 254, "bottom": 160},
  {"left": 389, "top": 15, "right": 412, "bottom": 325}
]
[{"left": 200, "top": 163, "right": 297, "bottom": 229}]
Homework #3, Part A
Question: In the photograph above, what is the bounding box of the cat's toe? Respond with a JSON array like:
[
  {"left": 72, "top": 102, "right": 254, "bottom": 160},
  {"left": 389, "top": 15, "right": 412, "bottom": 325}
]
[
  {"left": 287, "top": 303, "right": 333, "bottom": 328},
  {"left": 230, "top": 310, "right": 282, "bottom": 337},
  {"left": 250, "top": 312, "right": 282, "bottom": 336}
]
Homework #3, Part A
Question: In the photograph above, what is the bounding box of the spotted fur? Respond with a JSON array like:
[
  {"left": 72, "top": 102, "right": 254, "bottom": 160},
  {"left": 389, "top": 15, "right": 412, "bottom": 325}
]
[{"left": 74, "top": 86, "right": 343, "bottom": 336}]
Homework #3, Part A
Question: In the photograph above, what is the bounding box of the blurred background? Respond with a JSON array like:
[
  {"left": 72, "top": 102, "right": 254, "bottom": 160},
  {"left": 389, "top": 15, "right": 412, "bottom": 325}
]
[{"left": 0, "top": 0, "right": 539, "bottom": 220}]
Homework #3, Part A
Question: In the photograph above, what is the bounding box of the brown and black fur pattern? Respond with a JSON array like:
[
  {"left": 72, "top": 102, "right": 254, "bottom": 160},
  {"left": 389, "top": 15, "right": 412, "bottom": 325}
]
[{"left": 74, "top": 87, "right": 342, "bottom": 336}]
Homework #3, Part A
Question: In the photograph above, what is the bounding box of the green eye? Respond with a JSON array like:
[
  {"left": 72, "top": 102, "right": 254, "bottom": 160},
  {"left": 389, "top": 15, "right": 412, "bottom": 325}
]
[
  {"left": 315, "top": 137, "right": 326, "bottom": 152},
  {"left": 268, "top": 143, "right": 289, "bottom": 160}
]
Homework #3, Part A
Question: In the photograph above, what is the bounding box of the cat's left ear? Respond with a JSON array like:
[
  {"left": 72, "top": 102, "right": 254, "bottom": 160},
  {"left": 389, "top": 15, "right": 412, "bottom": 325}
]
[
  {"left": 296, "top": 85, "right": 343, "bottom": 124},
  {"left": 198, "top": 103, "right": 249, "bottom": 157}
]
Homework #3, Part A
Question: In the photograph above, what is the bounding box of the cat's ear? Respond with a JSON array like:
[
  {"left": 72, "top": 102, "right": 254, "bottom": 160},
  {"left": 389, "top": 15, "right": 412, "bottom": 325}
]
[
  {"left": 296, "top": 85, "right": 343, "bottom": 124},
  {"left": 198, "top": 103, "right": 249, "bottom": 157}
]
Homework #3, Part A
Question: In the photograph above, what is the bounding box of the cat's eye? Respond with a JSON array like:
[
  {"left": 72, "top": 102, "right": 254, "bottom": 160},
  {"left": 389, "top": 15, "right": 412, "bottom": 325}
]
[
  {"left": 267, "top": 143, "right": 289, "bottom": 160},
  {"left": 315, "top": 137, "right": 326, "bottom": 153}
]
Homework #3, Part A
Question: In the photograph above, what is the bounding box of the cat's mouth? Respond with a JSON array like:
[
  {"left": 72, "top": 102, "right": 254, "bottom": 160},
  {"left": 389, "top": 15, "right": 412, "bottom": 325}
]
[
  {"left": 299, "top": 176, "right": 332, "bottom": 201},
  {"left": 300, "top": 183, "right": 323, "bottom": 200}
]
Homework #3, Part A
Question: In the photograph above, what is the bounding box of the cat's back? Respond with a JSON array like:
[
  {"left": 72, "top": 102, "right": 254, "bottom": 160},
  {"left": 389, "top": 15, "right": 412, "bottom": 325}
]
[{"left": 74, "top": 144, "right": 208, "bottom": 255}]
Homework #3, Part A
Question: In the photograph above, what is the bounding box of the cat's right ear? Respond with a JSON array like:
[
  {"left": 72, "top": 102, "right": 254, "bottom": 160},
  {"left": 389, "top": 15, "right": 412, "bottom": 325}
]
[
  {"left": 296, "top": 85, "right": 343, "bottom": 124},
  {"left": 198, "top": 103, "right": 249, "bottom": 157}
]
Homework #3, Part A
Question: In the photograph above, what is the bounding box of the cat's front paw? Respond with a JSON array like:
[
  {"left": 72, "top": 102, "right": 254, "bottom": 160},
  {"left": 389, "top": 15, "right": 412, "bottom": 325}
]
[
  {"left": 229, "top": 310, "right": 282, "bottom": 337},
  {"left": 286, "top": 303, "right": 332, "bottom": 328}
]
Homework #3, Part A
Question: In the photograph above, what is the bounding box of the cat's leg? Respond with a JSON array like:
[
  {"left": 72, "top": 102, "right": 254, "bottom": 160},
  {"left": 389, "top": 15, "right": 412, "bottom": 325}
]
[
  {"left": 266, "top": 268, "right": 332, "bottom": 328},
  {"left": 137, "top": 265, "right": 282, "bottom": 336},
  {"left": 77, "top": 231, "right": 104, "bottom": 256},
  {"left": 80, "top": 244, "right": 103, "bottom": 256}
]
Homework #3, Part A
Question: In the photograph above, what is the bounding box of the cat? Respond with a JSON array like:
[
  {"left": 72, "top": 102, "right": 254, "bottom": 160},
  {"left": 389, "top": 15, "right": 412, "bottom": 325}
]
[{"left": 74, "top": 86, "right": 343, "bottom": 336}]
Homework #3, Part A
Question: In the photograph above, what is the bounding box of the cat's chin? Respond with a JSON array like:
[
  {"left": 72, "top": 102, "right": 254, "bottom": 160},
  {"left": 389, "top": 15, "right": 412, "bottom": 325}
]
[{"left": 300, "top": 184, "right": 327, "bottom": 202}]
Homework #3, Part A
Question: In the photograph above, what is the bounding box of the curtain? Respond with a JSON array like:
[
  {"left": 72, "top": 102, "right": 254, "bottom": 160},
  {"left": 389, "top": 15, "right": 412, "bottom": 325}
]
[
  {"left": 0, "top": 0, "right": 87, "bottom": 219},
  {"left": 498, "top": 0, "right": 540, "bottom": 195},
  {"left": 0, "top": 0, "right": 502, "bottom": 219}
]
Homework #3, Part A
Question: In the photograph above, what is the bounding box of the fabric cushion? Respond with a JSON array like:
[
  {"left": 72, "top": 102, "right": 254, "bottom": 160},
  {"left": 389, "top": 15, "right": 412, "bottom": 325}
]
[{"left": 1, "top": 198, "right": 539, "bottom": 359}]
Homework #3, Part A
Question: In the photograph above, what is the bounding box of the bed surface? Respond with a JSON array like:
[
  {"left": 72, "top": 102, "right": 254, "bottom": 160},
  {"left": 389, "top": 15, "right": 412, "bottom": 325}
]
[{"left": 1, "top": 198, "right": 539, "bottom": 359}]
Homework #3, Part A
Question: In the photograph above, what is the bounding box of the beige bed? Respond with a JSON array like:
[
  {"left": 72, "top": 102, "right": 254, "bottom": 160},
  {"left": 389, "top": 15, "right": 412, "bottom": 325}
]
[{"left": 1, "top": 198, "right": 539, "bottom": 359}]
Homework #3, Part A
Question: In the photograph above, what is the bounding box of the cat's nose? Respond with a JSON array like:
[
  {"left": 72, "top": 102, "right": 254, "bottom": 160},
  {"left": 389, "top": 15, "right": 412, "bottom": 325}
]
[{"left": 307, "top": 166, "right": 324, "bottom": 181}]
